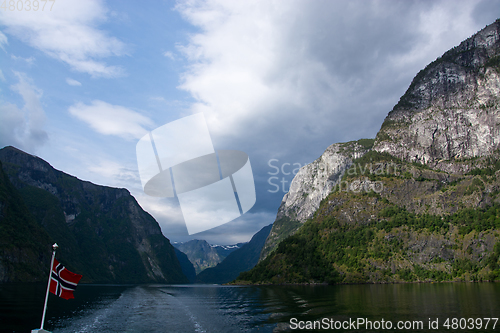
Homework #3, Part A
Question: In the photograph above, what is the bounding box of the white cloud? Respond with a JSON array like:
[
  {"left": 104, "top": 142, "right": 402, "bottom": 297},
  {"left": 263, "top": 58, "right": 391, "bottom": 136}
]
[
  {"left": 87, "top": 158, "right": 140, "bottom": 187},
  {"left": 167, "top": 0, "right": 500, "bottom": 242},
  {"left": 163, "top": 51, "right": 175, "bottom": 60},
  {"left": 150, "top": 96, "right": 167, "bottom": 103},
  {"left": 0, "top": 31, "right": 7, "bottom": 51},
  {"left": 134, "top": 195, "right": 271, "bottom": 243},
  {"left": 192, "top": 210, "right": 276, "bottom": 244},
  {"left": 135, "top": 195, "right": 188, "bottom": 237},
  {"left": 66, "top": 78, "right": 82, "bottom": 86},
  {"left": 68, "top": 100, "right": 154, "bottom": 140},
  {"left": 0, "top": 0, "right": 125, "bottom": 77},
  {"left": 392, "top": 1, "right": 478, "bottom": 72},
  {"left": 11, "top": 54, "right": 35, "bottom": 65},
  {"left": 0, "top": 72, "right": 48, "bottom": 152},
  {"left": 0, "top": 103, "right": 25, "bottom": 146},
  {"left": 175, "top": 0, "right": 496, "bottom": 164}
]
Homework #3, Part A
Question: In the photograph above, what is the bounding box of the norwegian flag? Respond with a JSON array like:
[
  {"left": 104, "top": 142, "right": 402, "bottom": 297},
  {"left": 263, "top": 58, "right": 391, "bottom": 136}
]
[{"left": 49, "top": 259, "right": 82, "bottom": 300}]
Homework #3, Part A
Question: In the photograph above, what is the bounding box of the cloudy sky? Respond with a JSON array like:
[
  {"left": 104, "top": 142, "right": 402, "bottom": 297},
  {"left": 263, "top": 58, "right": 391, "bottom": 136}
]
[{"left": 1, "top": 0, "right": 499, "bottom": 244}]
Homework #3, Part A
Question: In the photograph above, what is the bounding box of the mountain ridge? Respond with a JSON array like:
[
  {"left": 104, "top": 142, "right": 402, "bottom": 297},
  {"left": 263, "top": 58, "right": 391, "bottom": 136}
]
[
  {"left": 260, "top": 140, "right": 372, "bottom": 260},
  {"left": 374, "top": 19, "right": 500, "bottom": 172},
  {"left": 241, "top": 19, "right": 500, "bottom": 284},
  {"left": 0, "top": 146, "right": 188, "bottom": 284}
]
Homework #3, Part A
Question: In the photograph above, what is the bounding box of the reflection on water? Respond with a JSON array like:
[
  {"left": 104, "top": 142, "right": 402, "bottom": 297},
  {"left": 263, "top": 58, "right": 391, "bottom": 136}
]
[
  {"left": 260, "top": 283, "right": 500, "bottom": 332},
  {"left": 1, "top": 282, "right": 499, "bottom": 332},
  {"left": 0, "top": 284, "right": 129, "bottom": 333}
]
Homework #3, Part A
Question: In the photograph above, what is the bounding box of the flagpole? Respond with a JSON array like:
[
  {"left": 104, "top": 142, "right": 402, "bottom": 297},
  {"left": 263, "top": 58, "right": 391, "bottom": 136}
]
[{"left": 40, "top": 243, "right": 58, "bottom": 331}]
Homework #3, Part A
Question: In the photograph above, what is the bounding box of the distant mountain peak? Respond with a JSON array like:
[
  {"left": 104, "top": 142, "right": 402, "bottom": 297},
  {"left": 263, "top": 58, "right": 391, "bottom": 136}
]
[{"left": 173, "top": 239, "right": 243, "bottom": 274}]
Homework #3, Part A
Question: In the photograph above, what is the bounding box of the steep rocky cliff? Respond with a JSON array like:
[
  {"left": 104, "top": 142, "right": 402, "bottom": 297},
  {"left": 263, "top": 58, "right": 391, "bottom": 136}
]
[
  {"left": 260, "top": 140, "right": 373, "bottom": 259},
  {"left": 276, "top": 140, "right": 373, "bottom": 223},
  {"left": 244, "top": 20, "right": 500, "bottom": 284},
  {"left": 374, "top": 19, "right": 500, "bottom": 173},
  {"left": 239, "top": 150, "right": 500, "bottom": 284},
  {"left": 0, "top": 146, "right": 188, "bottom": 284}
]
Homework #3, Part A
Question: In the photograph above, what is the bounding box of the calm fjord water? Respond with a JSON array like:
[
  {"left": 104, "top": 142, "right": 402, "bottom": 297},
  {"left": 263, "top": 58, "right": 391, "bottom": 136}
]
[{"left": 1, "top": 283, "right": 499, "bottom": 332}]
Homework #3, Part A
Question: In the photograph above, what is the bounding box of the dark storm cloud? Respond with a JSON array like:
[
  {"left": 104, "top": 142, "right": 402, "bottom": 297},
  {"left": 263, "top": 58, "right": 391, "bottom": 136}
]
[{"left": 169, "top": 0, "right": 500, "bottom": 242}]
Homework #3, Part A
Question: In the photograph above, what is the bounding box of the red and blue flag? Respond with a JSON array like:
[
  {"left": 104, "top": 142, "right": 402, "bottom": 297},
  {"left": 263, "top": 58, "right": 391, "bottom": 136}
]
[{"left": 49, "top": 259, "right": 82, "bottom": 300}]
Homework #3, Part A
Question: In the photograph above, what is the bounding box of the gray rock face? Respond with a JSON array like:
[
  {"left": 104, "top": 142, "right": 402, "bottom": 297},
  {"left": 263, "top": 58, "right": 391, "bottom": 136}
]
[
  {"left": 277, "top": 142, "right": 368, "bottom": 223},
  {"left": 260, "top": 20, "right": 500, "bottom": 262},
  {"left": 374, "top": 20, "right": 500, "bottom": 173},
  {"left": 261, "top": 141, "right": 371, "bottom": 259}
]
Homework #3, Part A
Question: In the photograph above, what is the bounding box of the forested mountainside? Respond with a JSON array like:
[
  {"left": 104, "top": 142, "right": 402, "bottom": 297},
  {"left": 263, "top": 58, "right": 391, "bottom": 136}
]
[
  {"left": 174, "top": 248, "right": 197, "bottom": 283},
  {"left": 260, "top": 140, "right": 373, "bottom": 260},
  {"left": 239, "top": 19, "right": 500, "bottom": 284},
  {"left": 0, "top": 160, "right": 52, "bottom": 282},
  {"left": 0, "top": 146, "right": 188, "bottom": 284}
]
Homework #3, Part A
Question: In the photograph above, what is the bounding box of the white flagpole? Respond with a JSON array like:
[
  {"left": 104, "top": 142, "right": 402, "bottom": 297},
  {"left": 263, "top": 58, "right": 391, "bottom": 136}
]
[{"left": 40, "top": 243, "right": 58, "bottom": 331}]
